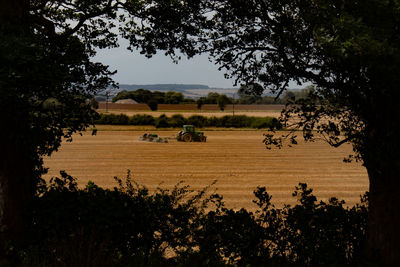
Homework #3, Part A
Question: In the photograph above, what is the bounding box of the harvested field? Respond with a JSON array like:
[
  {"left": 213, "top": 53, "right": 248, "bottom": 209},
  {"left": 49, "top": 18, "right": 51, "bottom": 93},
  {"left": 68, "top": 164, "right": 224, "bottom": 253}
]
[{"left": 44, "top": 128, "right": 368, "bottom": 210}]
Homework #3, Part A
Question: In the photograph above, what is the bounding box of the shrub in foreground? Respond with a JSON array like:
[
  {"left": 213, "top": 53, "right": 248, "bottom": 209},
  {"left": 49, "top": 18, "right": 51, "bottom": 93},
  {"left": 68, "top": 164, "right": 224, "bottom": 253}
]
[{"left": 14, "top": 172, "right": 370, "bottom": 266}]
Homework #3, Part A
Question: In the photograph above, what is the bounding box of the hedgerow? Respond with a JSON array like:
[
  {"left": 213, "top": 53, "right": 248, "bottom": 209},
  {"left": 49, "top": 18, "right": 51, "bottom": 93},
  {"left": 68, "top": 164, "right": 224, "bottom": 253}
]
[
  {"left": 129, "top": 114, "right": 155, "bottom": 125},
  {"left": 94, "top": 113, "right": 282, "bottom": 129}
]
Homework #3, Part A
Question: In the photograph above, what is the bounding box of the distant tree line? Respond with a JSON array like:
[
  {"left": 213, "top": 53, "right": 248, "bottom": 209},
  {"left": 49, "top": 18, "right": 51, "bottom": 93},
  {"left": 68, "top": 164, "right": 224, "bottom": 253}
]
[
  {"left": 112, "top": 89, "right": 195, "bottom": 105},
  {"left": 196, "top": 86, "right": 317, "bottom": 109},
  {"left": 118, "top": 83, "right": 209, "bottom": 91},
  {"left": 236, "top": 85, "right": 317, "bottom": 105},
  {"left": 111, "top": 86, "right": 317, "bottom": 111},
  {"left": 95, "top": 113, "right": 282, "bottom": 129}
]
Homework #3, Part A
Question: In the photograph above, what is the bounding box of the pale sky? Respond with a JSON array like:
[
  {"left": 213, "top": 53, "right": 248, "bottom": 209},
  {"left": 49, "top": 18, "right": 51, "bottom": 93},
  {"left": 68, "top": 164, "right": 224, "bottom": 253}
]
[
  {"left": 94, "top": 40, "right": 237, "bottom": 88},
  {"left": 93, "top": 39, "right": 306, "bottom": 90}
]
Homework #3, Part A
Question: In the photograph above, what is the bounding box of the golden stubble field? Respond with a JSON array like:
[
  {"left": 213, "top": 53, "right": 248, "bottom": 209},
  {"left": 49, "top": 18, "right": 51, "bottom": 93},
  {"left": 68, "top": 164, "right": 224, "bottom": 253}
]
[{"left": 44, "top": 127, "right": 368, "bottom": 210}]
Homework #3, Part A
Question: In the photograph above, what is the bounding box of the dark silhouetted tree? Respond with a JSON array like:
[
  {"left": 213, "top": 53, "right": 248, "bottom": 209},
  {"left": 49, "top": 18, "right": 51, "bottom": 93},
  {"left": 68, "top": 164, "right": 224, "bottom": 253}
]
[
  {"left": 164, "top": 91, "right": 184, "bottom": 104},
  {"left": 147, "top": 99, "right": 158, "bottom": 111},
  {"left": 217, "top": 95, "right": 230, "bottom": 111},
  {"left": 196, "top": 99, "right": 204, "bottom": 110},
  {"left": 135, "top": 0, "right": 398, "bottom": 264},
  {"left": 0, "top": 0, "right": 209, "bottom": 260}
]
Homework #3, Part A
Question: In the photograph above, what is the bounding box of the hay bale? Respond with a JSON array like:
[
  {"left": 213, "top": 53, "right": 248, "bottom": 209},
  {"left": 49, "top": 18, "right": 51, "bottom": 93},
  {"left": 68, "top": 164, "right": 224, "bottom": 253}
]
[{"left": 115, "top": 99, "right": 139, "bottom": 104}]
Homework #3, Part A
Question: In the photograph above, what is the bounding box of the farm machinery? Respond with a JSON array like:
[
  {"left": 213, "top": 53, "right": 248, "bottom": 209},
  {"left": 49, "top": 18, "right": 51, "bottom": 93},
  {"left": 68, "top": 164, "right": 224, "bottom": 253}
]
[
  {"left": 176, "top": 125, "right": 207, "bottom": 142},
  {"left": 139, "top": 125, "right": 206, "bottom": 143},
  {"left": 139, "top": 133, "right": 169, "bottom": 143}
]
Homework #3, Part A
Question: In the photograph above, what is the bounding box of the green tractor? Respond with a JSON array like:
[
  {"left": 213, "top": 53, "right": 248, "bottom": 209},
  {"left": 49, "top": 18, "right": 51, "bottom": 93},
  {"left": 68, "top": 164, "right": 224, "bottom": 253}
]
[{"left": 177, "top": 125, "right": 207, "bottom": 142}]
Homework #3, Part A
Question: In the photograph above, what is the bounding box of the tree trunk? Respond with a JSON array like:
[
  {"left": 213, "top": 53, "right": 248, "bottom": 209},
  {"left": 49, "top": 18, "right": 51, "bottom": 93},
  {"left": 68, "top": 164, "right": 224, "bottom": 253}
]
[
  {"left": 0, "top": 2, "right": 31, "bottom": 261},
  {"left": 0, "top": 144, "right": 34, "bottom": 260},
  {"left": 0, "top": 0, "right": 28, "bottom": 20},
  {"left": 366, "top": 164, "right": 400, "bottom": 266}
]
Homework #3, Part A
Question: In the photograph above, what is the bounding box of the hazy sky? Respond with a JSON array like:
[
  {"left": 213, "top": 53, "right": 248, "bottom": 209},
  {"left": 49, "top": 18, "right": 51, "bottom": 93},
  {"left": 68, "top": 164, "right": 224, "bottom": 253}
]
[
  {"left": 94, "top": 40, "right": 237, "bottom": 88},
  {"left": 94, "top": 39, "right": 307, "bottom": 90}
]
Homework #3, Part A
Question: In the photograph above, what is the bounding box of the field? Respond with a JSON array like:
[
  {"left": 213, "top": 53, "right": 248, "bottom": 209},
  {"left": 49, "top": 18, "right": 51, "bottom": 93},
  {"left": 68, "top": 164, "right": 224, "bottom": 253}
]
[{"left": 44, "top": 127, "right": 368, "bottom": 210}]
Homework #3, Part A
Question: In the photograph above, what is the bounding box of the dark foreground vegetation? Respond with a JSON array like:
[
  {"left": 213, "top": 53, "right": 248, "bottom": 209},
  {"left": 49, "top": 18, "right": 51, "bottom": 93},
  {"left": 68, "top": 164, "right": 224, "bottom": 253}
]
[
  {"left": 95, "top": 114, "right": 282, "bottom": 129},
  {"left": 5, "top": 172, "right": 369, "bottom": 266}
]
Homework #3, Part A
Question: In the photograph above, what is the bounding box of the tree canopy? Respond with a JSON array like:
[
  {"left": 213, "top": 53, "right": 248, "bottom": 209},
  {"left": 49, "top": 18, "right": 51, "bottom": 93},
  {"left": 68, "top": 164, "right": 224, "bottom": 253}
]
[
  {"left": 0, "top": 0, "right": 209, "bottom": 258},
  {"left": 112, "top": 89, "right": 189, "bottom": 104},
  {"left": 131, "top": 0, "right": 400, "bottom": 264},
  {"left": 196, "top": 1, "right": 399, "bottom": 264}
]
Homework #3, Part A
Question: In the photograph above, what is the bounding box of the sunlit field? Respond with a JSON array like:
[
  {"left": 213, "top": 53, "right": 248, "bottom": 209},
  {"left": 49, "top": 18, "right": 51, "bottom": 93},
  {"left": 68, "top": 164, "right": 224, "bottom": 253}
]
[{"left": 44, "top": 127, "right": 368, "bottom": 210}]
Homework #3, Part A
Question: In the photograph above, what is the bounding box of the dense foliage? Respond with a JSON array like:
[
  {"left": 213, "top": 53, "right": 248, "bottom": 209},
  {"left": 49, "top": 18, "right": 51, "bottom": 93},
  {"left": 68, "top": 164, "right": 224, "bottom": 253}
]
[
  {"left": 127, "top": 0, "right": 400, "bottom": 262},
  {"left": 146, "top": 99, "right": 158, "bottom": 111},
  {"left": 217, "top": 95, "right": 230, "bottom": 111},
  {"left": 10, "top": 172, "right": 368, "bottom": 266},
  {"left": 95, "top": 113, "right": 282, "bottom": 129},
  {"left": 237, "top": 86, "right": 317, "bottom": 105},
  {"left": 112, "top": 89, "right": 194, "bottom": 104},
  {"left": 0, "top": 0, "right": 214, "bottom": 257}
]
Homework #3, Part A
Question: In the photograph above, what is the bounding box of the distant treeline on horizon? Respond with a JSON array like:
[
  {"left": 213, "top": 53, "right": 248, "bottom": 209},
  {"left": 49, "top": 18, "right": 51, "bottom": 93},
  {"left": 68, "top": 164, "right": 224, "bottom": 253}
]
[{"left": 116, "top": 84, "right": 211, "bottom": 91}]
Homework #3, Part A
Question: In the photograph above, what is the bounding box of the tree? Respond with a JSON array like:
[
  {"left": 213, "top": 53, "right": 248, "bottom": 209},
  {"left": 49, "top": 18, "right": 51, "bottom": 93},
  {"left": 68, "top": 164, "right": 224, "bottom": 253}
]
[
  {"left": 196, "top": 99, "right": 204, "bottom": 110},
  {"left": 147, "top": 99, "right": 158, "bottom": 111},
  {"left": 112, "top": 90, "right": 131, "bottom": 102},
  {"left": 282, "top": 91, "right": 296, "bottom": 104},
  {"left": 217, "top": 94, "right": 230, "bottom": 111},
  {"left": 164, "top": 91, "right": 184, "bottom": 104},
  {"left": 0, "top": 0, "right": 208, "bottom": 259},
  {"left": 206, "top": 92, "right": 220, "bottom": 104},
  {"left": 112, "top": 89, "right": 153, "bottom": 103},
  {"left": 0, "top": 1, "right": 115, "bottom": 256},
  {"left": 138, "top": 0, "right": 398, "bottom": 264}
]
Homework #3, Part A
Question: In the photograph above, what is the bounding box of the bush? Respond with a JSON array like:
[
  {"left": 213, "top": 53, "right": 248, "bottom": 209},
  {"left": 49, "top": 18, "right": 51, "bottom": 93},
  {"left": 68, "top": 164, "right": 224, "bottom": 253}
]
[
  {"left": 218, "top": 115, "right": 251, "bottom": 128},
  {"left": 95, "top": 113, "right": 129, "bottom": 125},
  {"left": 206, "top": 116, "right": 219, "bottom": 127},
  {"left": 186, "top": 115, "right": 208, "bottom": 128},
  {"left": 194, "top": 184, "right": 368, "bottom": 266},
  {"left": 147, "top": 99, "right": 158, "bottom": 111},
  {"left": 228, "top": 115, "right": 252, "bottom": 127},
  {"left": 23, "top": 171, "right": 211, "bottom": 266},
  {"left": 19, "top": 173, "right": 369, "bottom": 266},
  {"left": 250, "top": 117, "right": 273, "bottom": 129},
  {"left": 155, "top": 114, "right": 170, "bottom": 128},
  {"left": 129, "top": 114, "right": 155, "bottom": 125},
  {"left": 168, "top": 114, "right": 187, "bottom": 128}
]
